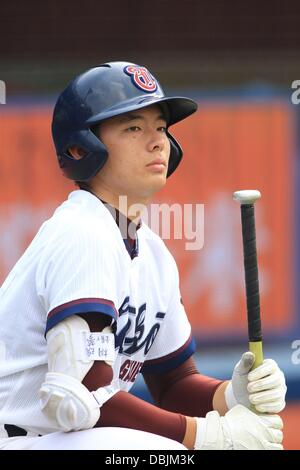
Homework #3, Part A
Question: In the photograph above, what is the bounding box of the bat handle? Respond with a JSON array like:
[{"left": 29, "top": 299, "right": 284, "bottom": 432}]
[
  {"left": 249, "top": 341, "right": 264, "bottom": 413},
  {"left": 249, "top": 341, "right": 264, "bottom": 369},
  {"left": 233, "top": 190, "right": 264, "bottom": 372}
]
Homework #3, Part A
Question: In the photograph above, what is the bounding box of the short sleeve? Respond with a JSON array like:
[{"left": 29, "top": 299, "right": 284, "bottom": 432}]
[
  {"left": 142, "top": 255, "right": 196, "bottom": 374},
  {"left": 36, "top": 225, "right": 125, "bottom": 334}
]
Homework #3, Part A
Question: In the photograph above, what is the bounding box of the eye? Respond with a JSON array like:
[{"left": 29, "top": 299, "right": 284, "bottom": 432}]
[
  {"left": 126, "top": 126, "right": 141, "bottom": 132},
  {"left": 157, "top": 126, "right": 167, "bottom": 133}
]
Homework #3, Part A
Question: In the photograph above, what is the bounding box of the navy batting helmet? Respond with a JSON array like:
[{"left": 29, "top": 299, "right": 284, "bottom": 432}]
[{"left": 52, "top": 61, "right": 198, "bottom": 181}]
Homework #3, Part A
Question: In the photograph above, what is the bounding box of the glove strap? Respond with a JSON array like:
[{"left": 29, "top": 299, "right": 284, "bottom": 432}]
[
  {"left": 194, "top": 411, "right": 225, "bottom": 450},
  {"left": 92, "top": 386, "right": 119, "bottom": 407},
  {"left": 224, "top": 381, "right": 238, "bottom": 409}
]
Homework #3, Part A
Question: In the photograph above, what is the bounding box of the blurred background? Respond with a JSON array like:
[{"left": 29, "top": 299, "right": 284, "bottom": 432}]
[{"left": 0, "top": 0, "right": 299, "bottom": 449}]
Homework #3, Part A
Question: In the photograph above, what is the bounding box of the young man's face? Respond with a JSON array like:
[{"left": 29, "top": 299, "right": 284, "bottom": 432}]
[{"left": 94, "top": 104, "right": 171, "bottom": 201}]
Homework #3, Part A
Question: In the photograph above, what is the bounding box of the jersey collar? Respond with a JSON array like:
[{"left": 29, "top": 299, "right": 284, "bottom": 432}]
[
  {"left": 103, "top": 200, "right": 141, "bottom": 259},
  {"left": 79, "top": 188, "right": 141, "bottom": 259}
]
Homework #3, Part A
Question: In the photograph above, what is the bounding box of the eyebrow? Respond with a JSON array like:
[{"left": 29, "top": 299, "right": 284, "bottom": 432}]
[{"left": 117, "top": 113, "right": 166, "bottom": 123}]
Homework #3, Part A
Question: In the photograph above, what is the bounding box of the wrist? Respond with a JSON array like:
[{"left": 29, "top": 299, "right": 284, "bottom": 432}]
[
  {"left": 212, "top": 380, "right": 230, "bottom": 415},
  {"left": 182, "top": 416, "right": 197, "bottom": 449}
]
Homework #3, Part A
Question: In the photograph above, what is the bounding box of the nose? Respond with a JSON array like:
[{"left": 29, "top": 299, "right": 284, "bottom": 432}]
[{"left": 147, "top": 130, "right": 166, "bottom": 152}]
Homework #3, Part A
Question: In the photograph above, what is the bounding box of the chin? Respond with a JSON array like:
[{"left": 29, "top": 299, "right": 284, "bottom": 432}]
[
  {"left": 148, "top": 174, "right": 167, "bottom": 193},
  {"left": 136, "top": 175, "right": 165, "bottom": 199}
]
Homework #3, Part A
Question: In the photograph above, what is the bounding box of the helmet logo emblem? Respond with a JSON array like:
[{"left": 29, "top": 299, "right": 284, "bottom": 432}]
[{"left": 124, "top": 65, "right": 157, "bottom": 93}]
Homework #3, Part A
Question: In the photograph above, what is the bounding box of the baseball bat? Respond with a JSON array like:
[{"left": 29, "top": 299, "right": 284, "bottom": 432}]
[{"left": 233, "top": 190, "right": 263, "bottom": 370}]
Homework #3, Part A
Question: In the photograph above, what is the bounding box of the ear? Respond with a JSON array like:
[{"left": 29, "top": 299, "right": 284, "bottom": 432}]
[{"left": 68, "top": 145, "right": 86, "bottom": 160}]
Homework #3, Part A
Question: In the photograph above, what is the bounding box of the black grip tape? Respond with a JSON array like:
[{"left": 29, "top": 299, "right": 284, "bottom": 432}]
[{"left": 241, "top": 204, "right": 262, "bottom": 342}]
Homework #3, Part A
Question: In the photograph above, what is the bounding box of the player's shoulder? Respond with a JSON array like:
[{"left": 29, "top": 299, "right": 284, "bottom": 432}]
[{"left": 45, "top": 190, "right": 120, "bottom": 244}]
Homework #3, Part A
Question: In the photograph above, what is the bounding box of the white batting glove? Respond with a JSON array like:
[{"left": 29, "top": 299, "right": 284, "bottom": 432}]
[
  {"left": 194, "top": 404, "right": 283, "bottom": 450},
  {"left": 225, "top": 352, "right": 287, "bottom": 413}
]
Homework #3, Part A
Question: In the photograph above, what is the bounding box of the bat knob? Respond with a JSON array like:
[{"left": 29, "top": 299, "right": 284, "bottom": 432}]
[{"left": 233, "top": 190, "right": 261, "bottom": 205}]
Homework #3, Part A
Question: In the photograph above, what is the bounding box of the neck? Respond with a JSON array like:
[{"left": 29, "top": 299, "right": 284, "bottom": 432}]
[{"left": 82, "top": 183, "right": 149, "bottom": 222}]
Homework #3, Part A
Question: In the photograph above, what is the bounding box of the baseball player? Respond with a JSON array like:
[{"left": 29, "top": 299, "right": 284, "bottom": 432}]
[{"left": 0, "top": 62, "right": 286, "bottom": 450}]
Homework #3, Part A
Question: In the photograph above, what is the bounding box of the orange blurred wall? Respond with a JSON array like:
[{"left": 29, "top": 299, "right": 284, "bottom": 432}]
[
  {"left": 0, "top": 101, "right": 296, "bottom": 339},
  {"left": 0, "top": 100, "right": 298, "bottom": 450}
]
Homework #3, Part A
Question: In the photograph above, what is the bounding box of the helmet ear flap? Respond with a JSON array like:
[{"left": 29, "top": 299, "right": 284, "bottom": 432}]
[
  {"left": 167, "top": 132, "right": 183, "bottom": 177},
  {"left": 58, "top": 129, "right": 108, "bottom": 182}
]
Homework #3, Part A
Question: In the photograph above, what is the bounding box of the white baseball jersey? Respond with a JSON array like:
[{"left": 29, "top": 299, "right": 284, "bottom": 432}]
[{"left": 0, "top": 190, "right": 195, "bottom": 435}]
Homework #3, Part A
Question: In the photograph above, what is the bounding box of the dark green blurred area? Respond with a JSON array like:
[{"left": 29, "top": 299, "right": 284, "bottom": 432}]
[{"left": 1, "top": 0, "right": 300, "bottom": 94}]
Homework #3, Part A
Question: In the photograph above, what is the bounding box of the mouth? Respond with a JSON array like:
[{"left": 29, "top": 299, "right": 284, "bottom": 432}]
[{"left": 146, "top": 159, "right": 167, "bottom": 172}]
